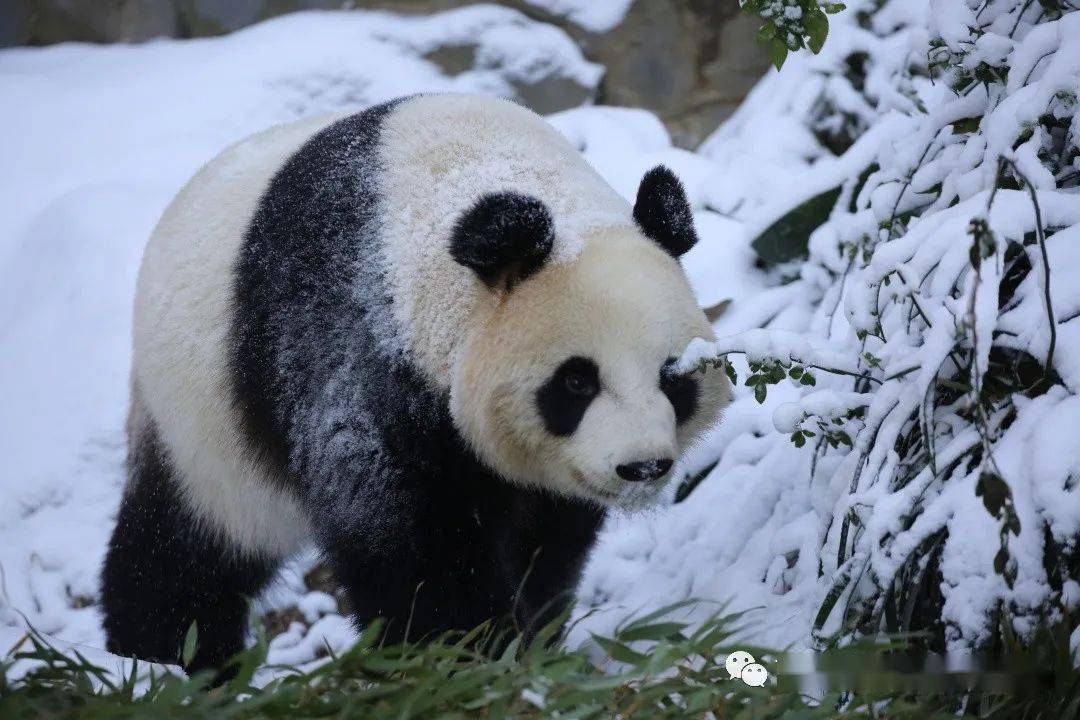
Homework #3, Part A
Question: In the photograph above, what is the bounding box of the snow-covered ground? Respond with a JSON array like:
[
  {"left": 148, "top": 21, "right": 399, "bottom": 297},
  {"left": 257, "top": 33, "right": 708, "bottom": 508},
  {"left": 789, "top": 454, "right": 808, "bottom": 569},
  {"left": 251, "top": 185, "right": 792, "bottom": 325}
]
[{"left": 3, "top": 0, "right": 1078, "bottom": 680}]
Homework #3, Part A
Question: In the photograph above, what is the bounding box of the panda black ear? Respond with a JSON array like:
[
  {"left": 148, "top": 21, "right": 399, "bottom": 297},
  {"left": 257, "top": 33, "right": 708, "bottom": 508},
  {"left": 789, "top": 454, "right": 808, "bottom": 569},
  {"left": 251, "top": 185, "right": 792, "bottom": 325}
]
[
  {"left": 450, "top": 192, "right": 555, "bottom": 291},
  {"left": 633, "top": 165, "right": 698, "bottom": 258}
]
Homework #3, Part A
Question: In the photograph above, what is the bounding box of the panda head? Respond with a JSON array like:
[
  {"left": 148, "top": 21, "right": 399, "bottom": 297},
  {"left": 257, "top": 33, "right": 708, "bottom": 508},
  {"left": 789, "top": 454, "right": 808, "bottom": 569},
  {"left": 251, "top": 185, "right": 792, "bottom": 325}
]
[{"left": 449, "top": 166, "right": 730, "bottom": 508}]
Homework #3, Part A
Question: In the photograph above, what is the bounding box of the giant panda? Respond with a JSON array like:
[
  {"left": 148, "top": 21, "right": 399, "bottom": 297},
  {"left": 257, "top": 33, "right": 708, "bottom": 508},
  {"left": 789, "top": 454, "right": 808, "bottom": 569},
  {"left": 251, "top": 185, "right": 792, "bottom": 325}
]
[{"left": 100, "top": 94, "right": 730, "bottom": 674}]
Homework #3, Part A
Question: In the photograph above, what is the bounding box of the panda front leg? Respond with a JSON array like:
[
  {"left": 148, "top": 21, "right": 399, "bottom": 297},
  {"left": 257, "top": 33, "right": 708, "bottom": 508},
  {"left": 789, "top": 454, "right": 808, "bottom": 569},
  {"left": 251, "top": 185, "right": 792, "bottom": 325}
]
[
  {"left": 308, "top": 479, "right": 515, "bottom": 646},
  {"left": 100, "top": 426, "right": 280, "bottom": 678}
]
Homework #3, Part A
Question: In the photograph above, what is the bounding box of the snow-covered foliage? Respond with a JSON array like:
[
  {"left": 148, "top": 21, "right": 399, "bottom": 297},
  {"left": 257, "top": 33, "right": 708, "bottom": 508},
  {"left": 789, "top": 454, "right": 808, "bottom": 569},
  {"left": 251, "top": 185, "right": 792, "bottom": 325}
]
[
  {"left": 592, "top": 0, "right": 1080, "bottom": 653},
  {"left": 740, "top": 0, "right": 848, "bottom": 68}
]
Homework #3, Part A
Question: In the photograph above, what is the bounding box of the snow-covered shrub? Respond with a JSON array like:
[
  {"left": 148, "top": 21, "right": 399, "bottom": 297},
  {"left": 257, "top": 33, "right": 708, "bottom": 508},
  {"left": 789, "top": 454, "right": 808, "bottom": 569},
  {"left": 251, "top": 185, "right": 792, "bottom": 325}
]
[
  {"left": 679, "top": 0, "right": 1080, "bottom": 651},
  {"left": 741, "top": 0, "right": 848, "bottom": 68}
]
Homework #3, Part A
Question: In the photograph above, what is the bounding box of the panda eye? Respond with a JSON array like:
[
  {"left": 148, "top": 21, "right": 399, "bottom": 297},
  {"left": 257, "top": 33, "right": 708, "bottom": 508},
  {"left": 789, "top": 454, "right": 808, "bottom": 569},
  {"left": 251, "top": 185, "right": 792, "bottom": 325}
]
[
  {"left": 564, "top": 372, "right": 597, "bottom": 396},
  {"left": 660, "top": 358, "right": 699, "bottom": 425},
  {"left": 536, "top": 356, "right": 601, "bottom": 436}
]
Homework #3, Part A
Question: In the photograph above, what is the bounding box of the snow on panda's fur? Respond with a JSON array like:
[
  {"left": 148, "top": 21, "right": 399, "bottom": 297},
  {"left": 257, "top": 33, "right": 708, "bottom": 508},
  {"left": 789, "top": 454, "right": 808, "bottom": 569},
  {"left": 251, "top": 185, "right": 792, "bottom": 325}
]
[{"left": 100, "top": 94, "right": 729, "bottom": 674}]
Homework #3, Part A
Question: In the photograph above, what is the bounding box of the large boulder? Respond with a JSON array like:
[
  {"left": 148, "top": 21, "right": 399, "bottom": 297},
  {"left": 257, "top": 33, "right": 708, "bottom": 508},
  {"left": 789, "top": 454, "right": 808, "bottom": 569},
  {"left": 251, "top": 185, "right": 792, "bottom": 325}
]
[
  {"left": 15, "top": 0, "right": 179, "bottom": 44},
  {"left": 583, "top": 2, "right": 771, "bottom": 148}
]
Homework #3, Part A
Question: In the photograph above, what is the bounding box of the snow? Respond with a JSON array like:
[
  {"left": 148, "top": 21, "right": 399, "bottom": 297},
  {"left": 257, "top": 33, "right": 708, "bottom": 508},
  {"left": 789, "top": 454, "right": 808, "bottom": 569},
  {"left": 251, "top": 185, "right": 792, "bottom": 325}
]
[
  {"left": 4, "top": 0, "right": 1079, "bottom": 679},
  {"left": 265, "top": 615, "right": 355, "bottom": 668},
  {"left": 520, "top": 0, "right": 635, "bottom": 33}
]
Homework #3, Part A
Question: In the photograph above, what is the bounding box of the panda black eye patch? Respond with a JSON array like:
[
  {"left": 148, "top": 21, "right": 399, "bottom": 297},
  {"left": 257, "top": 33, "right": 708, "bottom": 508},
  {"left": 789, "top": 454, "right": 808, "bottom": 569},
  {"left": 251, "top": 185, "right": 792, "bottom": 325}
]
[
  {"left": 536, "top": 356, "right": 600, "bottom": 436},
  {"left": 660, "top": 358, "right": 699, "bottom": 425}
]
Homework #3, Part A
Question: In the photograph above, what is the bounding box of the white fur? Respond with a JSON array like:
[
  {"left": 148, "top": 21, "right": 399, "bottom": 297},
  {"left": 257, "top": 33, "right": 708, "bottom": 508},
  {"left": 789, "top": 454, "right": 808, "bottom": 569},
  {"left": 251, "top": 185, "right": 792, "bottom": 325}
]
[
  {"left": 376, "top": 95, "right": 632, "bottom": 387},
  {"left": 451, "top": 231, "right": 730, "bottom": 508},
  {"left": 132, "top": 114, "right": 343, "bottom": 557},
  {"left": 133, "top": 94, "right": 728, "bottom": 550},
  {"left": 373, "top": 96, "right": 729, "bottom": 507}
]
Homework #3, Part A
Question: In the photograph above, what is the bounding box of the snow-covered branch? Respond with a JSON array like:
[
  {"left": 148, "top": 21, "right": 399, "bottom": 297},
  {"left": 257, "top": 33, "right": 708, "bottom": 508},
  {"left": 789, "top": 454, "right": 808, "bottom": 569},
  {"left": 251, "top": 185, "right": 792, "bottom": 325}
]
[{"left": 668, "top": 0, "right": 1080, "bottom": 652}]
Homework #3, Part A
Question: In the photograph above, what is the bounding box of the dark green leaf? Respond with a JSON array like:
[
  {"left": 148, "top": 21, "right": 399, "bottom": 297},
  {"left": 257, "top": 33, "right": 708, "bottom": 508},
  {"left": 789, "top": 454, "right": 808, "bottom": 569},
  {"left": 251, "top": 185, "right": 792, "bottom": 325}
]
[
  {"left": 751, "top": 185, "right": 843, "bottom": 266},
  {"left": 181, "top": 621, "right": 198, "bottom": 668},
  {"left": 994, "top": 546, "right": 1009, "bottom": 576},
  {"left": 724, "top": 361, "right": 738, "bottom": 385},
  {"left": 768, "top": 36, "right": 788, "bottom": 70},
  {"left": 976, "top": 471, "right": 1011, "bottom": 518},
  {"left": 767, "top": 365, "right": 787, "bottom": 384},
  {"left": 591, "top": 635, "right": 648, "bottom": 665},
  {"left": 617, "top": 621, "right": 687, "bottom": 643},
  {"left": 805, "top": 5, "right": 829, "bottom": 54},
  {"left": 950, "top": 116, "right": 981, "bottom": 134}
]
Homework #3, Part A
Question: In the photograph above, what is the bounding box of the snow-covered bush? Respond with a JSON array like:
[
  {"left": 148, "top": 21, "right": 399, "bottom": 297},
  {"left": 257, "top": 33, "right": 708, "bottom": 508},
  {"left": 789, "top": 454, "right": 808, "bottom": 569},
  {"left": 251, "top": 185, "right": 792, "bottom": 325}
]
[
  {"left": 679, "top": 0, "right": 1080, "bottom": 651},
  {"left": 741, "top": 0, "right": 848, "bottom": 68}
]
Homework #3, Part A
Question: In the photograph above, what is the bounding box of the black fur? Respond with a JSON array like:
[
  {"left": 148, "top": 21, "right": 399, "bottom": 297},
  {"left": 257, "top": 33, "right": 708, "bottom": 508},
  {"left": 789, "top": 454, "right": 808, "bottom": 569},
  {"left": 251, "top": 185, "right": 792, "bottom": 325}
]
[
  {"left": 449, "top": 192, "right": 554, "bottom": 290},
  {"left": 633, "top": 165, "right": 698, "bottom": 258},
  {"left": 102, "top": 100, "right": 605, "bottom": 670},
  {"left": 100, "top": 415, "right": 279, "bottom": 679},
  {"left": 660, "top": 359, "right": 700, "bottom": 425},
  {"left": 536, "top": 356, "right": 600, "bottom": 436},
  {"left": 228, "top": 100, "right": 404, "bottom": 485}
]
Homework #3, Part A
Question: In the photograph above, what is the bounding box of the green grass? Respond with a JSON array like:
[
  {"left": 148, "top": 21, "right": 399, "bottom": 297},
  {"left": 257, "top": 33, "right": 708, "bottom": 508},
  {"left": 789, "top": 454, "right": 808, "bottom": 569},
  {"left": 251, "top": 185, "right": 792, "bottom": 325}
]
[{"left": 2, "top": 606, "right": 1077, "bottom": 719}]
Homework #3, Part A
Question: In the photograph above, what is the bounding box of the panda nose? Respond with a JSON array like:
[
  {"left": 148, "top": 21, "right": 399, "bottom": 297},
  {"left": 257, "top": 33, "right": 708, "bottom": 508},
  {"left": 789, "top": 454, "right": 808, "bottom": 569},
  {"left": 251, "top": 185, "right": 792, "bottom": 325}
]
[{"left": 616, "top": 458, "right": 673, "bottom": 482}]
